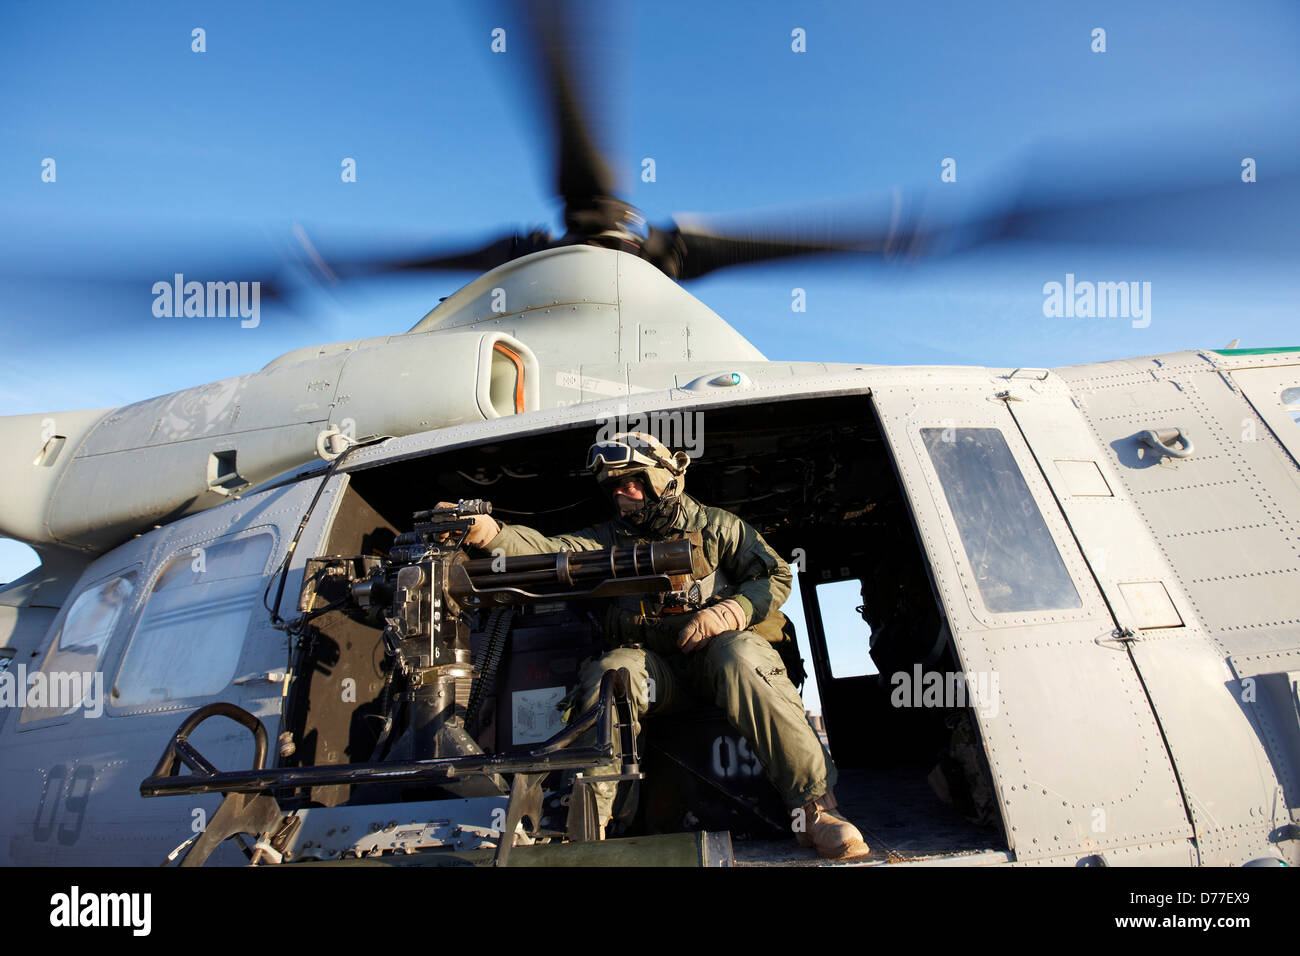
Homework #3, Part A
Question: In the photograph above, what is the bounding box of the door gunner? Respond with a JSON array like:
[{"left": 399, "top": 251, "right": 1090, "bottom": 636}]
[{"left": 442, "top": 430, "right": 869, "bottom": 860}]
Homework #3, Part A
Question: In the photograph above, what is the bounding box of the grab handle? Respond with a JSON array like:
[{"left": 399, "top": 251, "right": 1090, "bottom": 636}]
[{"left": 1139, "top": 427, "right": 1195, "bottom": 460}]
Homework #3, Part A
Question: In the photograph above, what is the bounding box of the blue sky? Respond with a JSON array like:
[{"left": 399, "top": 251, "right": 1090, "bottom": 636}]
[{"left": 2, "top": 1, "right": 1298, "bottom": 700}]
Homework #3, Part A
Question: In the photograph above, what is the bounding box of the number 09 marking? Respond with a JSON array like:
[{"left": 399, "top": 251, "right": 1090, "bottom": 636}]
[{"left": 32, "top": 763, "right": 94, "bottom": 846}]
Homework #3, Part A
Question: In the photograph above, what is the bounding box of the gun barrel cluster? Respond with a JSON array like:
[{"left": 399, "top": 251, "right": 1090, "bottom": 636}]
[{"left": 457, "top": 539, "right": 693, "bottom": 592}]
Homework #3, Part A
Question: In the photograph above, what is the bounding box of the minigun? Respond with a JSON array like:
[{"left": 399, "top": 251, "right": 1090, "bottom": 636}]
[
  {"left": 139, "top": 500, "right": 697, "bottom": 864},
  {"left": 297, "top": 499, "right": 694, "bottom": 765}
]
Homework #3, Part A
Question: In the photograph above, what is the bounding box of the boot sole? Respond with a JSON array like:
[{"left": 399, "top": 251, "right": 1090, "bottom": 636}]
[
  {"left": 818, "top": 838, "right": 872, "bottom": 861},
  {"left": 798, "top": 834, "right": 872, "bottom": 861}
]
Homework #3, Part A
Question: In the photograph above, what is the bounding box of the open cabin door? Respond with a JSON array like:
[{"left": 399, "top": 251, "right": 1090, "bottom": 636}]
[{"left": 870, "top": 376, "right": 1194, "bottom": 863}]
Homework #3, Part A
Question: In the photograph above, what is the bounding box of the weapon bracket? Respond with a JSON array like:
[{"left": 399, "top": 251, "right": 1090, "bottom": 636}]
[{"left": 141, "top": 669, "right": 639, "bottom": 866}]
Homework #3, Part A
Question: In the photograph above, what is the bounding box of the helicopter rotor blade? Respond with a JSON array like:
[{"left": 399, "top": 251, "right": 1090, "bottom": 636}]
[
  {"left": 646, "top": 208, "right": 908, "bottom": 281},
  {"left": 333, "top": 230, "right": 558, "bottom": 277},
  {"left": 254, "top": 0, "right": 628, "bottom": 285},
  {"left": 516, "top": 0, "right": 627, "bottom": 235},
  {"left": 644, "top": 158, "right": 1299, "bottom": 281}
]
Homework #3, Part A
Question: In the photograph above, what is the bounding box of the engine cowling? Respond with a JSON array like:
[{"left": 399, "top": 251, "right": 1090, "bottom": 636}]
[{"left": 0, "top": 330, "right": 538, "bottom": 554}]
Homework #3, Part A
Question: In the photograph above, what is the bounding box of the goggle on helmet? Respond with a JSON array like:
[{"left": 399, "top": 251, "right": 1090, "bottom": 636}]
[{"left": 584, "top": 432, "right": 688, "bottom": 503}]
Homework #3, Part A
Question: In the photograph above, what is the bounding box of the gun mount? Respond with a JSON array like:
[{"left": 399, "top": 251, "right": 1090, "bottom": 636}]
[
  {"left": 140, "top": 499, "right": 700, "bottom": 866},
  {"left": 298, "top": 499, "right": 692, "bottom": 766}
]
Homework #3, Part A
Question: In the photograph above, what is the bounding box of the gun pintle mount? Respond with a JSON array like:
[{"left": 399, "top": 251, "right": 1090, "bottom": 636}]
[
  {"left": 296, "top": 499, "right": 694, "bottom": 762},
  {"left": 140, "top": 500, "right": 696, "bottom": 865}
]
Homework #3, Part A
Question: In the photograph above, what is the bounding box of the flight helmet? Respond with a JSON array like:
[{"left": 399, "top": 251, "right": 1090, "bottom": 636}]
[{"left": 585, "top": 431, "right": 689, "bottom": 534}]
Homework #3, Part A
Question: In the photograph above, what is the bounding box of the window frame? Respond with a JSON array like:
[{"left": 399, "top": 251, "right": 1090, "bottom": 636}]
[
  {"left": 106, "top": 526, "right": 279, "bottom": 717},
  {"left": 905, "top": 422, "right": 1098, "bottom": 629},
  {"left": 15, "top": 565, "right": 143, "bottom": 731},
  {"left": 814, "top": 578, "right": 881, "bottom": 680},
  {"left": 919, "top": 425, "right": 1084, "bottom": 616}
]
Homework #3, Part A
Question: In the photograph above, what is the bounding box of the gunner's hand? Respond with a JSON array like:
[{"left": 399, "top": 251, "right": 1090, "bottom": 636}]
[
  {"left": 434, "top": 501, "right": 501, "bottom": 548},
  {"left": 676, "top": 599, "right": 746, "bottom": 654}
]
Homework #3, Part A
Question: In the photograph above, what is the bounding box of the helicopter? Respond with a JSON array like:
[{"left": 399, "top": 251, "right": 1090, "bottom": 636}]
[{"left": 0, "top": 1, "right": 1298, "bottom": 867}]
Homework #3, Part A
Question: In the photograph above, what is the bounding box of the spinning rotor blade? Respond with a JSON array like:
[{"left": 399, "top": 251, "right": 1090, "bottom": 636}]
[
  {"left": 645, "top": 149, "right": 1299, "bottom": 281},
  {"left": 336, "top": 230, "right": 558, "bottom": 278},
  {"left": 517, "top": 0, "right": 627, "bottom": 235}
]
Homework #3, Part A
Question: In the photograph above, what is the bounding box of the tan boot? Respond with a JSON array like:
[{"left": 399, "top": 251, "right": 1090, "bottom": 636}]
[{"left": 796, "top": 792, "right": 871, "bottom": 861}]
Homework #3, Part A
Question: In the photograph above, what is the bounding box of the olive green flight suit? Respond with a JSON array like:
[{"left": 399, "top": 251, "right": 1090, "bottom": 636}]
[{"left": 482, "top": 494, "right": 837, "bottom": 818}]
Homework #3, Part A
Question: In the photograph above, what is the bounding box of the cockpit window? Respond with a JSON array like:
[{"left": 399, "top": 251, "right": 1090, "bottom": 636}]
[
  {"left": 20, "top": 571, "right": 137, "bottom": 723},
  {"left": 921, "top": 428, "right": 1081, "bottom": 614},
  {"left": 112, "top": 533, "right": 273, "bottom": 708}
]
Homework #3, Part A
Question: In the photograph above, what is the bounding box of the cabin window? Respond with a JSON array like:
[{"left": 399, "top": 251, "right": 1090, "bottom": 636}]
[
  {"left": 112, "top": 533, "right": 273, "bottom": 708},
  {"left": 1281, "top": 386, "right": 1300, "bottom": 425},
  {"left": 815, "top": 579, "right": 879, "bottom": 678},
  {"left": 921, "top": 427, "right": 1081, "bottom": 613},
  {"left": 20, "top": 571, "right": 138, "bottom": 724}
]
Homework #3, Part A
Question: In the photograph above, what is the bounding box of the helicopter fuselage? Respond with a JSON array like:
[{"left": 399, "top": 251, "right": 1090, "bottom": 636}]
[{"left": 2, "top": 337, "right": 1297, "bottom": 866}]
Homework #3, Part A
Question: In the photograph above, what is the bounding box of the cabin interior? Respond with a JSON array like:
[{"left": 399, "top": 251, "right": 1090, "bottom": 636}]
[{"left": 284, "top": 392, "right": 1008, "bottom": 863}]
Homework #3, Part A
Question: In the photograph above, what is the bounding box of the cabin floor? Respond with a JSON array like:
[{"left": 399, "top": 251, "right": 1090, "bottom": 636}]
[{"left": 729, "top": 766, "right": 1005, "bottom": 866}]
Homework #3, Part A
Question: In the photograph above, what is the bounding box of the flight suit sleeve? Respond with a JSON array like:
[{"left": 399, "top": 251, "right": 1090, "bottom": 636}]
[
  {"left": 713, "top": 509, "right": 792, "bottom": 628},
  {"left": 481, "top": 521, "right": 612, "bottom": 556}
]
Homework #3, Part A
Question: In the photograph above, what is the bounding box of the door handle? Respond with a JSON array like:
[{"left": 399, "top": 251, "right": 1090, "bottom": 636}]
[{"left": 232, "top": 670, "right": 288, "bottom": 687}]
